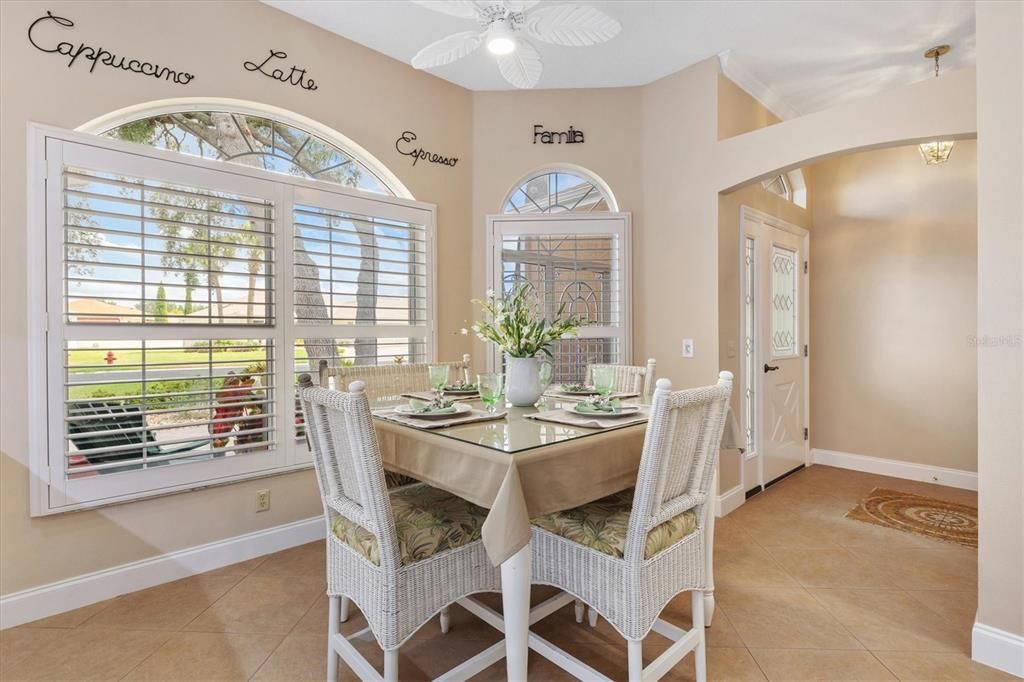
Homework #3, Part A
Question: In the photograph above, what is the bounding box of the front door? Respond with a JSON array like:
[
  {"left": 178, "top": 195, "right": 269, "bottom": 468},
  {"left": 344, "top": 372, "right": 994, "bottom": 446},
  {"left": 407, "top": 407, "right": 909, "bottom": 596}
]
[{"left": 742, "top": 208, "right": 808, "bottom": 489}]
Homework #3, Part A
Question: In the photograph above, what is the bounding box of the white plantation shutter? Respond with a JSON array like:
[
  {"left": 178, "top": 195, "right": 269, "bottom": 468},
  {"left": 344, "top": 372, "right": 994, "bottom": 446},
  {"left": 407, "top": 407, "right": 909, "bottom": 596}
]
[
  {"left": 487, "top": 214, "right": 631, "bottom": 383},
  {"left": 31, "top": 129, "right": 435, "bottom": 514}
]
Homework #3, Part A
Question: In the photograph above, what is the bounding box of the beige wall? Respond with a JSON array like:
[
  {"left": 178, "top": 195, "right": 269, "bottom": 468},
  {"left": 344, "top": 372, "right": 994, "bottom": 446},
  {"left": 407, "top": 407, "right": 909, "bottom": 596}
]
[
  {"left": 975, "top": 0, "right": 1024, "bottom": 652},
  {"left": 0, "top": 0, "right": 474, "bottom": 595},
  {"left": 718, "top": 74, "right": 780, "bottom": 140},
  {"left": 808, "top": 143, "right": 978, "bottom": 472}
]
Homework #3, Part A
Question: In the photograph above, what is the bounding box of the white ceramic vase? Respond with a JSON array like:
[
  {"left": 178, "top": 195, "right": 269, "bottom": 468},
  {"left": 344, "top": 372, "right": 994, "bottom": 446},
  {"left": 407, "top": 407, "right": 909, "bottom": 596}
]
[{"left": 504, "top": 354, "right": 542, "bottom": 407}]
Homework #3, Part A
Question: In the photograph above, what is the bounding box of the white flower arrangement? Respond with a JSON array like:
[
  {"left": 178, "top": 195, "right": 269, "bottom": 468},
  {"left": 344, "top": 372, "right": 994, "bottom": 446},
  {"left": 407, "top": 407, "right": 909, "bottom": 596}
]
[{"left": 468, "top": 284, "right": 583, "bottom": 358}]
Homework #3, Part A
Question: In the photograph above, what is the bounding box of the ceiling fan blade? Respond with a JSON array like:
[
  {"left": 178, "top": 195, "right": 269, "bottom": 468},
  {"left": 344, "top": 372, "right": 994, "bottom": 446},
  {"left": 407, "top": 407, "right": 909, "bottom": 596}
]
[
  {"left": 411, "top": 31, "right": 484, "bottom": 69},
  {"left": 496, "top": 39, "right": 542, "bottom": 89},
  {"left": 523, "top": 4, "right": 622, "bottom": 47},
  {"left": 410, "top": 0, "right": 481, "bottom": 20},
  {"left": 503, "top": 0, "right": 540, "bottom": 11}
]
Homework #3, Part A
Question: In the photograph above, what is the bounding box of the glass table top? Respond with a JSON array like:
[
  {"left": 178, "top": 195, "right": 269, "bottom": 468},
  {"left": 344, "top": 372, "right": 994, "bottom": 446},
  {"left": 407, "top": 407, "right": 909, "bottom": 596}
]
[{"left": 371, "top": 395, "right": 648, "bottom": 454}]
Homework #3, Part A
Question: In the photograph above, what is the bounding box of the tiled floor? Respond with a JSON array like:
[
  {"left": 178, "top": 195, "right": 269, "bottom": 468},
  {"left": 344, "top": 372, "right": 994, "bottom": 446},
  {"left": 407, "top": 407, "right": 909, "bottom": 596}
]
[{"left": 3, "top": 465, "right": 1011, "bottom": 681}]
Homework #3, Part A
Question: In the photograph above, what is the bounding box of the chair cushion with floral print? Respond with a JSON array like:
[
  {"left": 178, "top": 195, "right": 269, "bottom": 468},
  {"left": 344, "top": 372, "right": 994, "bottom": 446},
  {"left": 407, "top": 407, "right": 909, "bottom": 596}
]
[
  {"left": 331, "top": 483, "right": 488, "bottom": 566},
  {"left": 531, "top": 489, "right": 699, "bottom": 560},
  {"left": 384, "top": 471, "right": 419, "bottom": 489}
]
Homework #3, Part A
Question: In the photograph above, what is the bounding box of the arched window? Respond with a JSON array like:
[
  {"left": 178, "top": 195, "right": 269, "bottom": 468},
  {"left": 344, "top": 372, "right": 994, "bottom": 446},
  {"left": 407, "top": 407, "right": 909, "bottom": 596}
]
[
  {"left": 102, "top": 111, "right": 393, "bottom": 195},
  {"left": 761, "top": 174, "right": 791, "bottom": 201},
  {"left": 503, "top": 168, "right": 615, "bottom": 214},
  {"left": 761, "top": 169, "right": 807, "bottom": 209}
]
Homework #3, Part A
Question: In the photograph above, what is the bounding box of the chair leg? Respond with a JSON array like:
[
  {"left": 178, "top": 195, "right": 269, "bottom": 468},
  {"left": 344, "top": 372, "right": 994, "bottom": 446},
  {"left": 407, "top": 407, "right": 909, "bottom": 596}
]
[
  {"left": 440, "top": 606, "right": 451, "bottom": 634},
  {"left": 691, "top": 591, "right": 707, "bottom": 682},
  {"left": 327, "top": 596, "right": 341, "bottom": 682},
  {"left": 587, "top": 606, "right": 599, "bottom": 627},
  {"left": 383, "top": 648, "right": 399, "bottom": 682},
  {"left": 574, "top": 599, "right": 585, "bottom": 624},
  {"left": 627, "top": 638, "right": 643, "bottom": 682},
  {"left": 339, "top": 596, "right": 351, "bottom": 623}
]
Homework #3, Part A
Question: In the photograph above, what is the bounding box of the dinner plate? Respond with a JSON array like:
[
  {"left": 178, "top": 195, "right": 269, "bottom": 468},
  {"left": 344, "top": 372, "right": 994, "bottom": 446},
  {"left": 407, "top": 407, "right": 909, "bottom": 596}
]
[
  {"left": 394, "top": 402, "right": 473, "bottom": 419},
  {"left": 572, "top": 405, "right": 641, "bottom": 418}
]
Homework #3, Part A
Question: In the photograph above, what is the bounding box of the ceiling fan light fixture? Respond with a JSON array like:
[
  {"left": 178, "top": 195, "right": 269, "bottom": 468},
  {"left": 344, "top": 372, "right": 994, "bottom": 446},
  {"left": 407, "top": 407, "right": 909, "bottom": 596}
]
[{"left": 486, "top": 19, "right": 517, "bottom": 55}]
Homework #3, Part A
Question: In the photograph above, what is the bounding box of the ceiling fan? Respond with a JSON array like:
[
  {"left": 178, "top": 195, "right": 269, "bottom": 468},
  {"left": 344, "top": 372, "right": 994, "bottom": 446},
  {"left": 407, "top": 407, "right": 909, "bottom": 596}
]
[{"left": 410, "top": 1, "right": 622, "bottom": 89}]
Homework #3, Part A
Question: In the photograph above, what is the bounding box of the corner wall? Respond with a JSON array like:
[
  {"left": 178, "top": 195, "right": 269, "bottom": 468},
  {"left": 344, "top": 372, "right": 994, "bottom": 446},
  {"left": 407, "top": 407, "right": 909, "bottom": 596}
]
[
  {"left": 809, "top": 142, "right": 978, "bottom": 473},
  {"left": 973, "top": 1, "right": 1024, "bottom": 672}
]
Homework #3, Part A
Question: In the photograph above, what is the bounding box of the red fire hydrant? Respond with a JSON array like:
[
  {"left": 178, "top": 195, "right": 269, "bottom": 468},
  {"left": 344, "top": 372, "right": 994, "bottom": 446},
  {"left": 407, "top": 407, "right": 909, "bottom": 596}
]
[{"left": 104, "top": 351, "right": 117, "bottom": 365}]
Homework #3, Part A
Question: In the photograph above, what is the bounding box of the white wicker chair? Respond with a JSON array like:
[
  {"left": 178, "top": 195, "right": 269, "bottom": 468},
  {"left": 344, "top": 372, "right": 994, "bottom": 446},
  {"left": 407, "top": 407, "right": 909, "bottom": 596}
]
[
  {"left": 318, "top": 354, "right": 472, "bottom": 401},
  {"left": 531, "top": 372, "right": 733, "bottom": 682},
  {"left": 298, "top": 375, "right": 501, "bottom": 682},
  {"left": 585, "top": 358, "right": 657, "bottom": 398}
]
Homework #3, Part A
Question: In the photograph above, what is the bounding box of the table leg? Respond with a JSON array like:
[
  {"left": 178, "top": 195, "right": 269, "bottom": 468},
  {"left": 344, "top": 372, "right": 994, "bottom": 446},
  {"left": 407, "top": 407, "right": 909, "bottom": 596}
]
[
  {"left": 704, "top": 470, "right": 717, "bottom": 626},
  {"left": 501, "top": 545, "right": 531, "bottom": 681}
]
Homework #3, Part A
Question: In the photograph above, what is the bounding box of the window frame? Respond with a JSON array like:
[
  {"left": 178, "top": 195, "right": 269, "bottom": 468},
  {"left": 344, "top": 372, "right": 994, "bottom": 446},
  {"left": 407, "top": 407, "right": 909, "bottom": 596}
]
[
  {"left": 501, "top": 166, "right": 619, "bottom": 215},
  {"left": 27, "top": 123, "right": 436, "bottom": 516},
  {"left": 484, "top": 212, "right": 632, "bottom": 376}
]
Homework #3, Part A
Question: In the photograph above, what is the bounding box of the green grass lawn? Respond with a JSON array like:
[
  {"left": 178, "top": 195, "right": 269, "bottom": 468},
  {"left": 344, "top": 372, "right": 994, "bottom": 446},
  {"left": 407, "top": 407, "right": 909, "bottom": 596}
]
[{"left": 68, "top": 347, "right": 279, "bottom": 373}]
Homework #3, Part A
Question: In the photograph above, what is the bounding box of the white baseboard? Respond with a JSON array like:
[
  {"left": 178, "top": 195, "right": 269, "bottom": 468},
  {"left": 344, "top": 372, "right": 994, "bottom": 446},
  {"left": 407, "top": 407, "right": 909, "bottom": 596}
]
[
  {"left": 716, "top": 484, "right": 745, "bottom": 517},
  {"left": 0, "top": 516, "right": 325, "bottom": 629},
  {"left": 972, "top": 621, "right": 1024, "bottom": 678},
  {"left": 811, "top": 448, "right": 978, "bottom": 491}
]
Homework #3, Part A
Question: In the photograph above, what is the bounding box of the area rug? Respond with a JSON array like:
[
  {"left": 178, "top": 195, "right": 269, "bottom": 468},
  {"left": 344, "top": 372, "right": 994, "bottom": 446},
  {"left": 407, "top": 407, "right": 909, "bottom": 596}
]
[{"left": 845, "top": 488, "right": 978, "bottom": 548}]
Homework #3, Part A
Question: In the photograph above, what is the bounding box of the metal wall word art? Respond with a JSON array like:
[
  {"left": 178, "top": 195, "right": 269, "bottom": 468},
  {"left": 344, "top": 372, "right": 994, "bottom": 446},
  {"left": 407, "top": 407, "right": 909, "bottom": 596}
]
[
  {"left": 533, "top": 124, "right": 585, "bottom": 144},
  {"left": 395, "top": 131, "right": 458, "bottom": 168},
  {"left": 243, "top": 50, "right": 317, "bottom": 91},
  {"left": 27, "top": 11, "right": 195, "bottom": 85}
]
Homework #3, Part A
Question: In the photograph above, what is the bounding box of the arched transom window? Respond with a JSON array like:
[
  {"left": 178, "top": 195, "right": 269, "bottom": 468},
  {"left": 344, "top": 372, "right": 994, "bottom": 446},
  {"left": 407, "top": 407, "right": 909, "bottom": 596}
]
[
  {"left": 503, "top": 169, "right": 613, "bottom": 214},
  {"left": 103, "top": 111, "right": 392, "bottom": 195}
]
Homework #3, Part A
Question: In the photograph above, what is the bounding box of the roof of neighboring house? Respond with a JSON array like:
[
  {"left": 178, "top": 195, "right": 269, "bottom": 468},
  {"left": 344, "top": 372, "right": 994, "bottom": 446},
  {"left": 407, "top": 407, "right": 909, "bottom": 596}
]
[{"left": 67, "top": 299, "right": 139, "bottom": 320}]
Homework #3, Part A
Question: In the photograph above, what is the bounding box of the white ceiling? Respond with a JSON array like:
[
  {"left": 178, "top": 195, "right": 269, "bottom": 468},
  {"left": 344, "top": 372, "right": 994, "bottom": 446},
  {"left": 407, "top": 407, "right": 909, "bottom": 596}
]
[{"left": 264, "top": 0, "right": 975, "bottom": 117}]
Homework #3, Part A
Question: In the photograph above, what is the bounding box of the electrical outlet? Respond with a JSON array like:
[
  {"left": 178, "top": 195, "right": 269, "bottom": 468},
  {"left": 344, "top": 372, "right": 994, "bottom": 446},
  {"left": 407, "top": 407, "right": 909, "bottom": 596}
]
[
  {"left": 256, "top": 489, "right": 271, "bottom": 512},
  {"left": 681, "top": 338, "right": 694, "bottom": 358}
]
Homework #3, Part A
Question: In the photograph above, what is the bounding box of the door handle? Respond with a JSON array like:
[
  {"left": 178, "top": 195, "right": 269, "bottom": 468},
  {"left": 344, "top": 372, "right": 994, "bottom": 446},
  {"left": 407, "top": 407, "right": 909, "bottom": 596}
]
[{"left": 764, "top": 363, "right": 780, "bottom": 373}]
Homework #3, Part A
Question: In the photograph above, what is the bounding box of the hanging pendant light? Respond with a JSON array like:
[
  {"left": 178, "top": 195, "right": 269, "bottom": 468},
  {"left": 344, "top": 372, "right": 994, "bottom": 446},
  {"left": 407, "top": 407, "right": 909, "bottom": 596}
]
[{"left": 918, "top": 45, "right": 954, "bottom": 165}]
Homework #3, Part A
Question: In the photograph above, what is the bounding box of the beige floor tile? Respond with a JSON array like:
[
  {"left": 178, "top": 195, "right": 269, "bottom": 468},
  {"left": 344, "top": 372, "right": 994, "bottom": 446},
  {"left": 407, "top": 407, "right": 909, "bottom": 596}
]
[
  {"left": 123, "top": 631, "right": 283, "bottom": 680},
  {"left": 251, "top": 633, "right": 327, "bottom": 681},
  {"left": 873, "top": 651, "right": 1018, "bottom": 681},
  {"left": 716, "top": 586, "right": 863, "bottom": 650},
  {"left": 764, "top": 546, "right": 897, "bottom": 588},
  {"left": 715, "top": 544, "right": 801, "bottom": 588},
  {"left": 201, "top": 555, "right": 267, "bottom": 578},
  {"left": 659, "top": 593, "right": 748, "bottom": 649},
  {"left": 750, "top": 648, "right": 897, "bottom": 680},
  {"left": 904, "top": 590, "right": 976, "bottom": 650},
  {"left": 292, "top": 594, "right": 372, "bottom": 637},
  {"left": 185, "top": 575, "right": 323, "bottom": 634},
  {"left": 848, "top": 547, "right": 977, "bottom": 591},
  {"left": 17, "top": 599, "right": 115, "bottom": 629},
  {"left": 251, "top": 541, "right": 326, "bottom": 580},
  {"left": 808, "top": 588, "right": 968, "bottom": 652},
  {"left": 736, "top": 512, "right": 844, "bottom": 549},
  {"left": 81, "top": 575, "right": 241, "bottom": 630},
  {"left": 0, "top": 627, "right": 171, "bottom": 680}
]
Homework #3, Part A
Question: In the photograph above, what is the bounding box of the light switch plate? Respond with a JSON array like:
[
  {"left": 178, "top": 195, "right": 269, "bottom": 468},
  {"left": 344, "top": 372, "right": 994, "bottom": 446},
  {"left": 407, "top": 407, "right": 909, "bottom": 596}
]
[
  {"left": 726, "top": 340, "right": 737, "bottom": 358},
  {"left": 682, "top": 338, "right": 694, "bottom": 358}
]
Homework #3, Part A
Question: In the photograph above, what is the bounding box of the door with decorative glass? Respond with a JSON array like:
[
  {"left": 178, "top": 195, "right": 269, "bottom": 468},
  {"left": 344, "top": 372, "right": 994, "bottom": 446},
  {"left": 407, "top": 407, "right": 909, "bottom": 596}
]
[
  {"left": 741, "top": 207, "right": 809, "bottom": 490},
  {"left": 485, "top": 214, "right": 631, "bottom": 382}
]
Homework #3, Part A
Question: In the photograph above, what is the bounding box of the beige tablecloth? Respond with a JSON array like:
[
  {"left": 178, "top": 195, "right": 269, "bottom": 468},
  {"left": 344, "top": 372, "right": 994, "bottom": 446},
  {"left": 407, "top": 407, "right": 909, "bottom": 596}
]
[{"left": 374, "top": 408, "right": 741, "bottom": 565}]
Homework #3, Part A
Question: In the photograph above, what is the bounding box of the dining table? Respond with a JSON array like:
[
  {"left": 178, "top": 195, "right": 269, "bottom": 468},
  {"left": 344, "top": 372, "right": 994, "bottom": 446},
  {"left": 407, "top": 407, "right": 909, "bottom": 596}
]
[{"left": 369, "top": 393, "right": 738, "bottom": 681}]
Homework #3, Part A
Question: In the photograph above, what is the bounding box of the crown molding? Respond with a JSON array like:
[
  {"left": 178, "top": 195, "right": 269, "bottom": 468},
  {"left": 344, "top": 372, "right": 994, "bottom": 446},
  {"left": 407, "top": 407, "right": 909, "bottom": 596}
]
[{"left": 717, "top": 50, "right": 803, "bottom": 121}]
